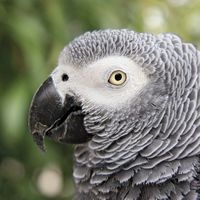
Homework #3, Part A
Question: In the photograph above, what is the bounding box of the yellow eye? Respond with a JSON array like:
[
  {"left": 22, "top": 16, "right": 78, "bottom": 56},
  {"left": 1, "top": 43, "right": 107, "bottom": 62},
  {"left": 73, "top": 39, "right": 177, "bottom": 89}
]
[{"left": 108, "top": 70, "right": 127, "bottom": 86}]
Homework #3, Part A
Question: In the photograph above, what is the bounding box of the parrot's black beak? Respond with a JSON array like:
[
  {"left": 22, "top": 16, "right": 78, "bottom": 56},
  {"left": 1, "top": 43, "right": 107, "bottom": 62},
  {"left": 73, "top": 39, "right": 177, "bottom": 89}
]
[{"left": 28, "top": 77, "right": 92, "bottom": 151}]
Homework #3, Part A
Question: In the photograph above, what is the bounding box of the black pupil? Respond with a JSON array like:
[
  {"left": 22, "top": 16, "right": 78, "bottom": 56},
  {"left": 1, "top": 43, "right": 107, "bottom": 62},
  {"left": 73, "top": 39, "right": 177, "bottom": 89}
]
[
  {"left": 115, "top": 73, "right": 122, "bottom": 81},
  {"left": 62, "top": 74, "right": 69, "bottom": 81}
]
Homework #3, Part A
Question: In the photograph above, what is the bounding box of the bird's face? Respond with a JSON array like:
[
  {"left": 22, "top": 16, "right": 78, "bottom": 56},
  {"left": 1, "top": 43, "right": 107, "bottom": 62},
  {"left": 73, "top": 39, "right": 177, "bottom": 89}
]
[
  {"left": 53, "top": 56, "right": 148, "bottom": 108},
  {"left": 29, "top": 56, "right": 149, "bottom": 149},
  {"left": 28, "top": 30, "right": 168, "bottom": 151}
]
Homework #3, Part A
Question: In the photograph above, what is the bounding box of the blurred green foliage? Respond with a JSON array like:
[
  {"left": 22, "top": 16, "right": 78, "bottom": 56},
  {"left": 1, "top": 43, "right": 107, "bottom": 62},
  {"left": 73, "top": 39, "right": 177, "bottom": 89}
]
[{"left": 0, "top": 0, "right": 200, "bottom": 199}]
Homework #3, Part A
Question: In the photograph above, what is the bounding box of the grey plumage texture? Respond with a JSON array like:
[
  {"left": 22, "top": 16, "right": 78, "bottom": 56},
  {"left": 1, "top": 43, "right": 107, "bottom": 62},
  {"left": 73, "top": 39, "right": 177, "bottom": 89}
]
[{"left": 59, "top": 29, "right": 200, "bottom": 199}]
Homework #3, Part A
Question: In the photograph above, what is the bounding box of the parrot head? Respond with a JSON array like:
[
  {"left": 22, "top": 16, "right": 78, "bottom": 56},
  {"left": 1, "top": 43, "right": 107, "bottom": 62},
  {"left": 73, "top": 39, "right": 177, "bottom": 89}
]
[
  {"left": 29, "top": 29, "right": 168, "bottom": 151},
  {"left": 28, "top": 29, "right": 200, "bottom": 199}
]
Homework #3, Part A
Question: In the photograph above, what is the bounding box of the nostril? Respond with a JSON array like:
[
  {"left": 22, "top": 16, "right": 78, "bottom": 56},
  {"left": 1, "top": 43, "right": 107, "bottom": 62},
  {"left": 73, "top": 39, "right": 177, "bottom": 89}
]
[{"left": 62, "top": 74, "right": 69, "bottom": 82}]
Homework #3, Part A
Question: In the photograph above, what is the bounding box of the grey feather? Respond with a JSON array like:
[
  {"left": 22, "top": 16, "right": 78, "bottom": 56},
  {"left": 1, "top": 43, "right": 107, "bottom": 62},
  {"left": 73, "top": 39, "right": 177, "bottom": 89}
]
[{"left": 57, "top": 29, "right": 200, "bottom": 199}]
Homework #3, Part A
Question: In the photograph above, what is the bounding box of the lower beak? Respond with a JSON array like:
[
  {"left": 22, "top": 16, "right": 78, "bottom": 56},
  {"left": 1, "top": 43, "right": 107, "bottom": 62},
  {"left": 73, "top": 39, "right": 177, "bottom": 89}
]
[{"left": 28, "top": 77, "right": 91, "bottom": 151}]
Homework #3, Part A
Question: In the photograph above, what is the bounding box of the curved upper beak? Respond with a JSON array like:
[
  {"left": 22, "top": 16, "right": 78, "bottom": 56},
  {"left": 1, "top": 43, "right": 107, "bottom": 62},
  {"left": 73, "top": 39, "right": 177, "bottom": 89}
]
[
  {"left": 28, "top": 77, "right": 91, "bottom": 151},
  {"left": 28, "top": 77, "right": 66, "bottom": 150}
]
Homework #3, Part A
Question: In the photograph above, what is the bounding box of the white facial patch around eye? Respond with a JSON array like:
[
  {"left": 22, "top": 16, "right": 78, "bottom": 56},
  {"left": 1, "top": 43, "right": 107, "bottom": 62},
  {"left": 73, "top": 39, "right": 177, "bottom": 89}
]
[
  {"left": 52, "top": 56, "right": 149, "bottom": 109},
  {"left": 76, "top": 56, "right": 149, "bottom": 108}
]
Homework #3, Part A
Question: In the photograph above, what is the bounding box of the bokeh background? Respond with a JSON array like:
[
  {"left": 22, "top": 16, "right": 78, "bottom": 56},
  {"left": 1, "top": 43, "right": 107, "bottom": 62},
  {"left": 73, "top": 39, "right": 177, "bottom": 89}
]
[{"left": 0, "top": 0, "right": 200, "bottom": 199}]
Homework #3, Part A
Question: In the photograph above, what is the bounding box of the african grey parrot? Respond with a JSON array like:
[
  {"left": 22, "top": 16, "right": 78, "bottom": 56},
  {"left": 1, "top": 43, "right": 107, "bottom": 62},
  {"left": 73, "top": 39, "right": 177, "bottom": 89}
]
[{"left": 28, "top": 29, "right": 200, "bottom": 200}]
